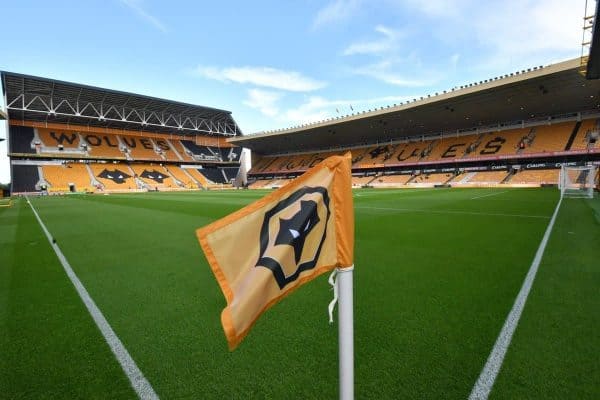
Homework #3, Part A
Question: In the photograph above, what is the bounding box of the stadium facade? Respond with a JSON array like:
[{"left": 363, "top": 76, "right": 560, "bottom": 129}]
[{"left": 1, "top": 72, "right": 244, "bottom": 194}]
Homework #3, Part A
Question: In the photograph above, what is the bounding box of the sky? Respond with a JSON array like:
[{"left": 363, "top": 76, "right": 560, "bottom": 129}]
[{"left": 0, "top": 0, "right": 594, "bottom": 183}]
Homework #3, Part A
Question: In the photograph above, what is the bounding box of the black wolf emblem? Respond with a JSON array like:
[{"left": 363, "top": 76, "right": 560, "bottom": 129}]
[
  {"left": 256, "top": 187, "right": 330, "bottom": 289},
  {"left": 98, "top": 169, "right": 131, "bottom": 184},
  {"left": 140, "top": 169, "right": 167, "bottom": 183}
]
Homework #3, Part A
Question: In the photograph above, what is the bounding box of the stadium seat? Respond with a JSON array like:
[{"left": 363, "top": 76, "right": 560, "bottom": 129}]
[
  {"left": 521, "top": 122, "right": 574, "bottom": 153},
  {"left": 352, "top": 175, "right": 376, "bottom": 186},
  {"left": 511, "top": 169, "right": 560, "bottom": 184},
  {"left": 164, "top": 165, "right": 200, "bottom": 188},
  {"left": 460, "top": 171, "right": 509, "bottom": 184},
  {"left": 571, "top": 118, "right": 599, "bottom": 150},
  {"left": 372, "top": 174, "right": 413, "bottom": 186},
  {"left": 184, "top": 168, "right": 210, "bottom": 188}
]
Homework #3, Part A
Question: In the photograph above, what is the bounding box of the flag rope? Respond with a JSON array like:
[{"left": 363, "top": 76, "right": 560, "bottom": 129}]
[
  {"left": 328, "top": 266, "right": 354, "bottom": 324},
  {"left": 328, "top": 269, "right": 339, "bottom": 324}
]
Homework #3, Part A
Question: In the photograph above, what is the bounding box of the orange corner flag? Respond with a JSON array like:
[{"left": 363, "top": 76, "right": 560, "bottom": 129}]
[{"left": 197, "top": 153, "right": 354, "bottom": 350}]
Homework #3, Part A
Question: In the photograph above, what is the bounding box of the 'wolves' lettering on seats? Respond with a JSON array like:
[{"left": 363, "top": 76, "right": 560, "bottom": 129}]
[
  {"left": 122, "top": 137, "right": 137, "bottom": 148},
  {"left": 442, "top": 143, "right": 466, "bottom": 158},
  {"left": 140, "top": 169, "right": 167, "bottom": 183},
  {"left": 479, "top": 137, "right": 506, "bottom": 155},
  {"left": 286, "top": 159, "right": 298, "bottom": 170},
  {"left": 155, "top": 140, "right": 170, "bottom": 151},
  {"left": 97, "top": 169, "right": 131, "bottom": 184},
  {"left": 50, "top": 131, "right": 78, "bottom": 145},
  {"left": 85, "top": 135, "right": 119, "bottom": 147},
  {"left": 369, "top": 146, "right": 388, "bottom": 159},
  {"left": 121, "top": 137, "right": 154, "bottom": 149},
  {"left": 139, "top": 138, "right": 153, "bottom": 149},
  {"left": 397, "top": 147, "right": 420, "bottom": 161},
  {"left": 307, "top": 156, "right": 325, "bottom": 168}
]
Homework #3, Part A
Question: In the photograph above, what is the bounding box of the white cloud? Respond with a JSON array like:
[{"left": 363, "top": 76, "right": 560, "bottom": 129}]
[
  {"left": 194, "top": 65, "right": 326, "bottom": 92},
  {"left": 312, "top": 0, "right": 363, "bottom": 30},
  {"left": 402, "top": 0, "right": 583, "bottom": 71},
  {"left": 472, "top": 0, "right": 582, "bottom": 69},
  {"left": 243, "top": 89, "right": 282, "bottom": 117},
  {"left": 343, "top": 25, "right": 404, "bottom": 56},
  {"left": 119, "top": 0, "right": 167, "bottom": 33},
  {"left": 268, "top": 94, "right": 414, "bottom": 128},
  {"left": 402, "top": 0, "right": 470, "bottom": 19},
  {"left": 350, "top": 59, "right": 436, "bottom": 87}
]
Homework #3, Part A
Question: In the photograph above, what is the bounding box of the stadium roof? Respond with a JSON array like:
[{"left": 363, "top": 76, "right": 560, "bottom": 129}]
[
  {"left": 1, "top": 71, "right": 241, "bottom": 136},
  {"left": 586, "top": 0, "right": 600, "bottom": 79},
  {"left": 230, "top": 58, "right": 600, "bottom": 155}
]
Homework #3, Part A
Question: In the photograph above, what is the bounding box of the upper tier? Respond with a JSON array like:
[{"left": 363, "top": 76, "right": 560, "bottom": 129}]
[
  {"left": 250, "top": 118, "right": 600, "bottom": 174},
  {"left": 9, "top": 123, "right": 242, "bottom": 164}
]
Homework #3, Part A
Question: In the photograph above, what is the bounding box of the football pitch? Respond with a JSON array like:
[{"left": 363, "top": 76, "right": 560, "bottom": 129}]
[{"left": 1, "top": 188, "right": 598, "bottom": 399}]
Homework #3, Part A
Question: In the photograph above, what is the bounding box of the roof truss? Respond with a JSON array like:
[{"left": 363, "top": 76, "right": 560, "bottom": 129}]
[{"left": 2, "top": 72, "right": 241, "bottom": 136}]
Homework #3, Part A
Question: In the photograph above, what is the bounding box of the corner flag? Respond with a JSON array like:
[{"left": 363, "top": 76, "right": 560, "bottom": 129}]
[{"left": 196, "top": 153, "right": 354, "bottom": 350}]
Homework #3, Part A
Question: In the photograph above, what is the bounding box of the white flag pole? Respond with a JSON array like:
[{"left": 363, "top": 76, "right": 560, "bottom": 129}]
[{"left": 337, "top": 265, "right": 354, "bottom": 400}]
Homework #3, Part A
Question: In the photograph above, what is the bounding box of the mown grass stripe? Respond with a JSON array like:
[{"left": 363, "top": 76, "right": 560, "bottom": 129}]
[
  {"left": 356, "top": 205, "right": 550, "bottom": 219},
  {"left": 26, "top": 197, "right": 159, "bottom": 400}
]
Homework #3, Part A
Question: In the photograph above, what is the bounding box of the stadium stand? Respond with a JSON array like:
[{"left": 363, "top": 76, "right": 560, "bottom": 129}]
[
  {"left": 41, "top": 164, "right": 93, "bottom": 192},
  {"left": 6, "top": 60, "right": 600, "bottom": 193},
  {"left": 3, "top": 72, "right": 242, "bottom": 194}
]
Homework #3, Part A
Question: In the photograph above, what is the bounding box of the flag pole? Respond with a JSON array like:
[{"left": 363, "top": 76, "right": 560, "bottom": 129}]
[{"left": 337, "top": 265, "right": 354, "bottom": 400}]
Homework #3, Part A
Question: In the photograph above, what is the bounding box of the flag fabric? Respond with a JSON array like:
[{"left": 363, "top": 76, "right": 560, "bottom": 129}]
[{"left": 197, "top": 153, "right": 354, "bottom": 350}]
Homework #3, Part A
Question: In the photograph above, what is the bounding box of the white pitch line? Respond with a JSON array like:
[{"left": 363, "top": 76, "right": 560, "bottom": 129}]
[
  {"left": 26, "top": 198, "right": 159, "bottom": 400},
  {"left": 471, "top": 190, "right": 509, "bottom": 200},
  {"left": 355, "top": 205, "right": 550, "bottom": 219},
  {"left": 468, "top": 196, "right": 563, "bottom": 400}
]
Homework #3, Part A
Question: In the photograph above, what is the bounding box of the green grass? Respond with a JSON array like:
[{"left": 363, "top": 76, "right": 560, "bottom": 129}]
[{"left": 0, "top": 188, "right": 597, "bottom": 399}]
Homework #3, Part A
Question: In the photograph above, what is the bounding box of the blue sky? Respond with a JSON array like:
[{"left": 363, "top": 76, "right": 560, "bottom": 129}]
[{"left": 0, "top": 0, "right": 593, "bottom": 183}]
